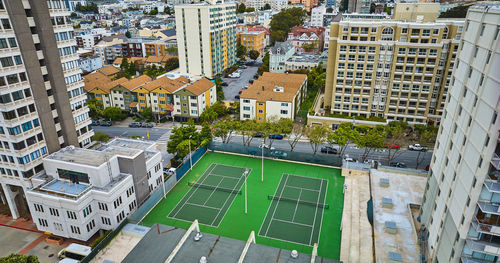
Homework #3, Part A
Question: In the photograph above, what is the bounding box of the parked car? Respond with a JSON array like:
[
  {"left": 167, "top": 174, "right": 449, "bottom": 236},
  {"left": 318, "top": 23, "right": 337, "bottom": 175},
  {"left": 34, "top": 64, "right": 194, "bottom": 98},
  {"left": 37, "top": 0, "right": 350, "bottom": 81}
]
[
  {"left": 245, "top": 61, "right": 254, "bottom": 66},
  {"left": 239, "top": 65, "right": 247, "bottom": 69},
  {"left": 129, "top": 122, "right": 142, "bottom": 128},
  {"left": 320, "top": 146, "right": 338, "bottom": 154},
  {"left": 253, "top": 74, "right": 259, "bottom": 79},
  {"left": 253, "top": 133, "right": 264, "bottom": 138},
  {"left": 249, "top": 80, "right": 254, "bottom": 84},
  {"left": 409, "top": 144, "right": 428, "bottom": 151},
  {"left": 238, "top": 90, "right": 242, "bottom": 94},
  {"left": 143, "top": 122, "right": 154, "bottom": 128},
  {"left": 91, "top": 120, "right": 100, "bottom": 126},
  {"left": 100, "top": 121, "right": 112, "bottom": 126},
  {"left": 385, "top": 143, "right": 401, "bottom": 149},
  {"left": 243, "top": 85, "right": 248, "bottom": 89},
  {"left": 235, "top": 95, "right": 240, "bottom": 99},
  {"left": 390, "top": 162, "right": 407, "bottom": 168},
  {"left": 344, "top": 157, "right": 357, "bottom": 163},
  {"left": 229, "top": 72, "right": 240, "bottom": 78},
  {"left": 259, "top": 144, "right": 275, "bottom": 150},
  {"left": 221, "top": 82, "right": 228, "bottom": 86},
  {"left": 269, "top": 134, "right": 284, "bottom": 140}
]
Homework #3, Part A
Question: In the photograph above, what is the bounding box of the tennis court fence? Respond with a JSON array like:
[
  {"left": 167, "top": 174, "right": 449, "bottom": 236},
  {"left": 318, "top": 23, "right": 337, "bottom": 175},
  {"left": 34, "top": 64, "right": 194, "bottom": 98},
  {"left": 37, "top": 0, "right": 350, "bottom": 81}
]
[
  {"left": 208, "top": 142, "right": 342, "bottom": 167},
  {"left": 128, "top": 146, "right": 208, "bottom": 224}
]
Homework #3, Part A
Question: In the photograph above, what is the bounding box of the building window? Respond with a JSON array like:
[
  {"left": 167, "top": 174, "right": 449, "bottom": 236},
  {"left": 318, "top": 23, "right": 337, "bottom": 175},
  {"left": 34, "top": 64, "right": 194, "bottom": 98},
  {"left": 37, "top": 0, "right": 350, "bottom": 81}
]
[
  {"left": 49, "top": 208, "right": 59, "bottom": 217},
  {"left": 38, "top": 218, "right": 48, "bottom": 227}
]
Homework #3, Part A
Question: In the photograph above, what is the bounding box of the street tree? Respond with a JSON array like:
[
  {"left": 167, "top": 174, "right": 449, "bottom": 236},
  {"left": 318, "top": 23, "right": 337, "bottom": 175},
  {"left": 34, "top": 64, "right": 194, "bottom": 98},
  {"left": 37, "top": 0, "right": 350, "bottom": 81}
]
[
  {"left": 327, "top": 123, "right": 360, "bottom": 157},
  {"left": 212, "top": 118, "right": 237, "bottom": 143},
  {"left": 237, "top": 44, "right": 247, "bottom": 60},
  {"left": 357, "top": 126, "right": 386, "bottom": 162},
  {"left": 307, "top": 125, "right": 328, "bottom": 155},
  {"left": 86, "top": 99, "right": 103, "bottom": 119},
  {"left": 102, "top": 107, "right": 126, "bottom": 121},
  {"left": 248, "top": 50, "right": 260, "bottom": 61},
  {"left": 414, "top": 127, "right": 438, "bottom": 169},
  {"left": 93, "top": 132, "right": 110, "bottom": 142},
  {"left": 384, "top": 122, "right": 407, "bottom": 164},
  {"left": 200, "top": 107, "right": 218, "bottom": 124},
  {"left": 287, "top": 123, "right": 307, "bottom": 152},
  {"left": 167, "top": 120, "right": 198, "bottom": 157}
]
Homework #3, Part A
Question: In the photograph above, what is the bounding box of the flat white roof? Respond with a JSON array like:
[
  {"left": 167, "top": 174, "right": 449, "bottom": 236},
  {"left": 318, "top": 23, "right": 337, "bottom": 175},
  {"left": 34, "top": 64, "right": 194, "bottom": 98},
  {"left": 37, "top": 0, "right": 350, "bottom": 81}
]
[{"left": 65, "top": 243, "right": 91, "bottom": 256}]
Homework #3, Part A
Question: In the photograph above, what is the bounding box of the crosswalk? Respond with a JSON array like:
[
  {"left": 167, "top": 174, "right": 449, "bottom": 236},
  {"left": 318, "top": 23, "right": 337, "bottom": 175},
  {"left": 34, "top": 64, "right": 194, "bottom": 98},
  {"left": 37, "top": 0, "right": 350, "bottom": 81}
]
[{"left": 156, "top": 130, "right": 171, "bottom": 144}]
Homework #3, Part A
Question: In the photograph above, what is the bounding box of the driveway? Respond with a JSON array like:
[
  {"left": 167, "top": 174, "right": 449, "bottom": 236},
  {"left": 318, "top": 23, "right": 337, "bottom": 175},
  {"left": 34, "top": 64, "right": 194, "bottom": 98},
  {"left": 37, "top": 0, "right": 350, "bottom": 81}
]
[{"left": 222, "top": 62, "right": 259, "bottom": 101}]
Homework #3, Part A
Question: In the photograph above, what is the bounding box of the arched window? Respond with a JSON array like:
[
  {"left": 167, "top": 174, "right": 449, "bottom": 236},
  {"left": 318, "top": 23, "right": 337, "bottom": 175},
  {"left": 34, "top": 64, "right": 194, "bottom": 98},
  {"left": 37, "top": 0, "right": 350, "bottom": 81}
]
[{"left": 381, "top": 27, "right": 394, "bottom": 41}]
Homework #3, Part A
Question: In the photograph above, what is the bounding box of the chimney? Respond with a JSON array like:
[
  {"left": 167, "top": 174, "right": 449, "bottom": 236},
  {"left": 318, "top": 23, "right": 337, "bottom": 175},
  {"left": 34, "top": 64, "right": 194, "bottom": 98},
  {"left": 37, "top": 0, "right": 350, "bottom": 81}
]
[{"left": 262, "top": 86, "right": 264, "bottom": 91}]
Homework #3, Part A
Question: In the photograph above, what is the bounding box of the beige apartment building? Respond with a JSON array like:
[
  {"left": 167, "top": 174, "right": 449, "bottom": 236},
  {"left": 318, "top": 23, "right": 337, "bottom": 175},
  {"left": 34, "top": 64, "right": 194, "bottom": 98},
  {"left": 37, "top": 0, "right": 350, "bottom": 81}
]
[{"left": 319, "top": 19, "right": 464, "bottom": 126}]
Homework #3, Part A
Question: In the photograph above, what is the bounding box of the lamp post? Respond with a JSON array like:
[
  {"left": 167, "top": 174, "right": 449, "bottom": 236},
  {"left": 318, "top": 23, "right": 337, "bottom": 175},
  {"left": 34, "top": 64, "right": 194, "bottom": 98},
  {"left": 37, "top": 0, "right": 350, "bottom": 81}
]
[
  {"left": 243, "top": 169, "right": 249, "bottom": 214},
  {"left": 188, "top": 135, "right": 193, "bottom": 171},
  {"left": 261, "top": 141, "right": 265, "bottom": 182}
]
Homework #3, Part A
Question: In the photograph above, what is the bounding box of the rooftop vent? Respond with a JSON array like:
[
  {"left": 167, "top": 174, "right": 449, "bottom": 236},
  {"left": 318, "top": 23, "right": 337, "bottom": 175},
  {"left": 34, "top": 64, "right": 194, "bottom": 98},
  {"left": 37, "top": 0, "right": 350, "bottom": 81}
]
[
  {"left": 380, "top": 178, "right": 390, "bottom": 187},
  {"left": 382, "top": 197, "right": 393, "bottom": 208},
  {"left": 274, "top": 86, "right": 284, "bottom": 92},
  {"left": 385, "top": 221, "right": 397, "bottom": 234}
]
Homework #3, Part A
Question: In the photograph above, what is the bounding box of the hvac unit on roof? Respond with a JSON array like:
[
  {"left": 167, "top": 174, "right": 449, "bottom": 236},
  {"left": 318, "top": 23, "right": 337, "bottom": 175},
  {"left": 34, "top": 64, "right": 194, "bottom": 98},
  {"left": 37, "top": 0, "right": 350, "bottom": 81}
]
[{"left": 274, "top": 86, "right": 284, "bottom": 92}]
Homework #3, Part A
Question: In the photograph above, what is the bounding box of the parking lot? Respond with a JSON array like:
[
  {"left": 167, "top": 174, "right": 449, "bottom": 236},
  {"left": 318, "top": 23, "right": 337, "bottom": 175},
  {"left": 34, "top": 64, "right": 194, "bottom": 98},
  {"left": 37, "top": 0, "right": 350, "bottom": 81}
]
[{"left": 222, "top": 62, "right": 259, "bottom": 101}]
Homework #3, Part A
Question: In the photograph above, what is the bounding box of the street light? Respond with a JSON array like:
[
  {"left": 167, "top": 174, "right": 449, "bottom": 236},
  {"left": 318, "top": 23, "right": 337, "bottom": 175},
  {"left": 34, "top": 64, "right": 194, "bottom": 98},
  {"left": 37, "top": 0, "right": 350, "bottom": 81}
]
[
  {"left": 188, "top": 135, "right": 193, "bottom": 171},
  {"left": 243, "top": 169, "right": 250, "bottom": 214},
  {"left": 261, "top": 140, "right": 266, "bottom": 182}
]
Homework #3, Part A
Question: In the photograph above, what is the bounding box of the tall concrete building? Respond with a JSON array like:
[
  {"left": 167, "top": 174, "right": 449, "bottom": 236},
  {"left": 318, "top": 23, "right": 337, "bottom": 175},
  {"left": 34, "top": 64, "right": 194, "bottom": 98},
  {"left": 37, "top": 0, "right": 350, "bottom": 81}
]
[
  {"left": 420, "top": 4, "right": 500, "bottom": 262},
  {"left": 0, "top": 0, "right": 93, "bottom": 219},
  {"left": 321, "top": 18, "right": 463, "bottom": 125},
  {"left": 348, "top": 0, "right": 370, "bottom": 14},
  {"left": 175, "top": 0, "right": 237, "bottom": 79}
]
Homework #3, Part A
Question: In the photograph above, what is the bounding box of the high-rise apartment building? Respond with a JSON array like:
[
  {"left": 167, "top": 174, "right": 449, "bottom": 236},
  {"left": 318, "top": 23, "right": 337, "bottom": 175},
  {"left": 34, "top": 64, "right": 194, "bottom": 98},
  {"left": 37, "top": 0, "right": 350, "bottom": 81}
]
[
  {"left": 420, "top": 4, "right": 500, "bottom": 262},
  {"left": 0, "top": 0, "right": 93, "bottom": 219},
  {"left": 347, "top": 0, "right": 370, "bottom": 14},
  {"left": 175, "top": 0, "right": 237, "bottom": 79},
  {"left": 322, "top": 19, "right": 463, "bottom": 125}
]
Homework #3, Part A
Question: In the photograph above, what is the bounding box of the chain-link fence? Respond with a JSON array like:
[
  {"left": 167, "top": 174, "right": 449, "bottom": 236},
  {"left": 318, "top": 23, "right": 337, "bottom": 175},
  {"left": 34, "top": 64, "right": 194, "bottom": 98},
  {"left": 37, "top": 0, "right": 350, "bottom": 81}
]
[{"left": 208, "top": 141, "right": 342, "bottom": 167}]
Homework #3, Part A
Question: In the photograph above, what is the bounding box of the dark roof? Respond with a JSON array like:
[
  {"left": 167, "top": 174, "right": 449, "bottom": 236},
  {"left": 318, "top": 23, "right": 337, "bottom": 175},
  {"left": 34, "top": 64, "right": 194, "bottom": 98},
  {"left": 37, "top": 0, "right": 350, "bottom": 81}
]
[
  {"left": 160, "top": 28, "right": 176, "bottom": 37},
  {"left": 270, "top": 41, "right": 294, "bottom": 55}
]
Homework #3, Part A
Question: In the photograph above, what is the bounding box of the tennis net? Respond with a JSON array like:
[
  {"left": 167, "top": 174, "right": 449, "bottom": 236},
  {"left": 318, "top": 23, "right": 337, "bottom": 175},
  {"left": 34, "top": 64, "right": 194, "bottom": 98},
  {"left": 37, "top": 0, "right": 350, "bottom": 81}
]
[
  {"left": 189, "top": 182, "right": 242, "bottom": 195},
  {"left": 267, "top": 195, "right": 329, "bottom": 209}
]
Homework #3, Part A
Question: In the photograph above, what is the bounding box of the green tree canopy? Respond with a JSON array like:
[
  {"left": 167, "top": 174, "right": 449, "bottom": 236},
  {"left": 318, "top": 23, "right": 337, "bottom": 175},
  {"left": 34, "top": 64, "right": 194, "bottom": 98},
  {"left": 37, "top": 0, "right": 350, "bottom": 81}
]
[
  {"left": 237, "top": 3, "right": 247, "bottom": 14},
  {"left": 327, "top": 123, "right": 360, "bottom": 157},
  {"left": 125, "top": 31, "right": 132, "bottom": 38},
  {"left": 248, "top": 50, "right": 260, "bottom": 61},
  {"left": 102, "top": 107, "right": 126, "bottom": 121},
  {"left": 262, "top": 3, "right": 271, "bottom": 10},
  {"left": 270, "top": 8, "right": 307, "bottom": 43},
  {"left": 167, "top": 120, "right": 200, "bottom": 159},
  {"left": 0, "top": 254, "right": 39, "bottom": 263},
  {"left": 307, "top": 125, "right": 329, "bottom": 155},
  {"left": 164, "top": 57, "right": 179, "bottom": 72},
  {"left": 237, "top": 44, "right": 247, "bottom": 59},
  {"left": 93, "top": 132, "right": 110, "bottom": 142},
  {"left": 357, "top": 126, "right": 386, "bottom": 161}
]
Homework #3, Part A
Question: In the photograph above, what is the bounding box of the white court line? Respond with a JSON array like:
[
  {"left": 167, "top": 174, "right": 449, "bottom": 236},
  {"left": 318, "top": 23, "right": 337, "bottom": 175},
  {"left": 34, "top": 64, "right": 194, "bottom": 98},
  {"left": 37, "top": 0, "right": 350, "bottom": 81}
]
[
  {"left": 285, "top": 173, "right": 324, "bottom": 191},
  {"left": 210, "top": 173, "right": 242, "bottom": 180},
  {"left": 209, "top": 167, "right": 248, "bottom": 226},
  {"left": 202, "top": 177, "right": 225, "bottom": 206},
  {"left": 316, "top": 179, "right": 328, "bottom": 247},
  {"left": 185, "top": 202, "right": 221, "bottom": 211},
  {"left": 258, "top": 173, "right": 287, "bottom": 236},
  {"left": 272, "top": 218, "right": 314, "bottom": 228},
  {"left": 308, "top": 178, "right": 324, "bottom": 245},
  {"left": 170, "top": 163, "right": 218, "bottom": 218},
  {"left": 285, "top": 184, "right": 320, "bottom": 192},
  {"left": 264, "top": 174, "right": 290, "bottom": 236},
  {"left": 291, "top": 189, "right": 303, "bottom": 222}
]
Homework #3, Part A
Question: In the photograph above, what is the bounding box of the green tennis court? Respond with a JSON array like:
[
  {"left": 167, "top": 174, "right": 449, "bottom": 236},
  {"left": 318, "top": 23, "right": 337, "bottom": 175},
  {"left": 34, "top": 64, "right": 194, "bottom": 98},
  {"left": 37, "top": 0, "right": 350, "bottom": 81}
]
[
  {"left": 259, "top": 174, "right": 328, "bottom": 246},
  {"left": 168, "top": 163, "right": 250, "bottom": 227},
  {"left": 141, "top": 152, "right": 344, "bottom": 260}
]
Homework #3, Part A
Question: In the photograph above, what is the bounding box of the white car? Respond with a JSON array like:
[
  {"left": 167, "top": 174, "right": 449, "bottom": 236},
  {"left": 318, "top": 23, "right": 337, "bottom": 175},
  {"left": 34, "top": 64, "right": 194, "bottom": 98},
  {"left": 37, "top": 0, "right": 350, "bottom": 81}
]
[
  {"left": 229, "top": 72, "right": 240, "bottom": 78},
  {"left": 409, "top": 144, "right": 427, "bottom": 151}
]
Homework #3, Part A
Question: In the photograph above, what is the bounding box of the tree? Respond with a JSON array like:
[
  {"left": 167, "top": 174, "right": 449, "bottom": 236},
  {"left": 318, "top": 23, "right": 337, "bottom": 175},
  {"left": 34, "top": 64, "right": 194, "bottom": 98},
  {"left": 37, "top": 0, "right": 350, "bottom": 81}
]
[
  {"left": 93, "top": 132, "right": 110, "bottom": 142},
  {"left": 245, "top": 7, "right": 255, "bottom": 12},
  {"left": 0, "top": 254, "right": 39, "bottom": 263},
  {"left": 307, "top": 125, "right": 328, "bottom": 155},
  {"left": 439, "top": 5, "right": 470, "bottom": 18},
  {"left": 414, "top": 126, "right": 438, "bottom": 169},
  {"left": 302, "top": 40, "right": 319, "bottom": 53},
  {"left": 120, "top": 57, "right": 129, "bottom": 71},
  {"left": 70, "top": 12, "right": 78, "bottom": 17},
  {"left": 248, "top": 50, "right": 260, "bottom": 61},
  {"left": 212, "top": 118, "right": 237, "bottom": 143},
  {"left": 125, "top": 31, "right": 132, "bottom": 38},
  {"left": 149, "top": 7, "right": 158, "bottom": 15},
  {"left": 200, "top": 106, "right": 218, "bottom": 124},
  {"left": 102, "top": 107, "right": 126, "bottom": 121},
  {"left": 262, "top": 3, "right": 271, "bottom": 10},
  {"left": 164, "top": 57, "right": 179, "bottom": 72},
  {"left": 258, "top": 51, "right": 270, "bottom": 75},
  {"left": 86, "top": 99, "right": 103, "bottom": 119},
  {"left": 236, "top": 120, "right": 257, "bottom": 146},
  {"left": 167, "top": 120, "right": 198, "bottom": 157},
  {"left": 357, "top": 126, "right": 386, "bottom": 162},
  {"left": 166, "top": 46, "right": 178, "bottom": 55},
  {"left": 141, "top": 107, "right": 153, "bottom": 121},
  {"left": 269, "top": 8, "right": 307, "bottom": 43},
  {"left": 237, "top": 3, "right": 247, "bottom": 14},
  {"left": 237, "top": 44, "right": 247, "bottom": 60},
  {"left": 327, "top": 123, "right": 360, "bottom": 157},
  {"left": 199, "top": 122, "right": 212, "bottom": 147},
  {"left": 384, "top": 122, "right": 407, "bottom": 164},
  {"left": 287, "top": 123, "right": 306, "bottom": 151}
]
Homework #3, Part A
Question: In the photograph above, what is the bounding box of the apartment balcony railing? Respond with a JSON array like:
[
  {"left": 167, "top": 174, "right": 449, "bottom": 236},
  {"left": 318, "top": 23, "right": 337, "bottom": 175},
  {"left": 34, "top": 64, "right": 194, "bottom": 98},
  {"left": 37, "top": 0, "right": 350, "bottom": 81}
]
[
  {"left": 478, "top": 201, "right": 500, "bottom": 215},
  {"left": 466, "top": 238, "right": 500, "bottom": 256},
  {"left": 472, "top": 217, "right": 500, "bottom": 236},
  {"left": 461, "top": 255, "right": 494, "bottom": 263},
  {"left": 491, "top": 153, "right": 500, "bottom": 170},
  {"left": 484, "top": 179, "right": 500, "bottom": 194}
]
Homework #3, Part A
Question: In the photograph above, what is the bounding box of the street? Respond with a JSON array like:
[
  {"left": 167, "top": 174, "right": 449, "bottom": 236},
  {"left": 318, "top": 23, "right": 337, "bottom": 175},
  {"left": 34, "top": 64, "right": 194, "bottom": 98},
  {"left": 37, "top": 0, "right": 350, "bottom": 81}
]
[
  {"left": 222, "top": 63, "right": 259, "bottom": 101},
  {"left": 224, "top": 135, "right": 433, "bottom": 169},
  {"left": 92, "top": 126, "right": 432, "bottom": 170}
]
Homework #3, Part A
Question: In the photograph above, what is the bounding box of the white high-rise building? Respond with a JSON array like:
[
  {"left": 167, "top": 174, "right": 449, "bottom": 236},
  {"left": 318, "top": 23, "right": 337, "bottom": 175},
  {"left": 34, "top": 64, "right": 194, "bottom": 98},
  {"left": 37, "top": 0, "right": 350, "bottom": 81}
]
[
  {"left": 310, "top": 5, "right": 326, "bottom": 27},
  {"left": 0, "top": 0, "right": 93, "bottom": 219},
  {"left": 175, "top": 0, "right": 237, "bottom": 79},
  {"left": 420, "top": 4, "right": 500, "bottom": 262}
]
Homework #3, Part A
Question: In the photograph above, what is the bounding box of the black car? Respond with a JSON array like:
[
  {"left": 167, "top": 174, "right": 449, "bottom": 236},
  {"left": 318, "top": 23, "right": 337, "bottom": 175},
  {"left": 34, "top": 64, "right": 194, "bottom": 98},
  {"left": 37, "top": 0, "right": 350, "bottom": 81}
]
[
  {"left": 91, "top": 120, "right": 100, "bottom": 126},
  {"left": 221, "top": 82, "right": 228, "bottom": 86},
  {"left": 249, "top": 79, "right": 254, "bottom": 84},
  {"left": 253, "top": 74, "right": 259, "bottom": 79},
  {"left": 235, "top": 95, "right": 240, "bottom": 99},
  {"left": 320, "top": 146, "right": 338, "bottom": 154},
  {"left": 253, "top": 133, "right": 264, "bottom": 138},
  {"left": 100, "top": 121, "right": 112, "bottom": 126},
  {"left": 269, "top": 134, "right": 284, "bottom": 140},
  {"left": 390, "top": 162, "right": 407, "bottom": 168}
]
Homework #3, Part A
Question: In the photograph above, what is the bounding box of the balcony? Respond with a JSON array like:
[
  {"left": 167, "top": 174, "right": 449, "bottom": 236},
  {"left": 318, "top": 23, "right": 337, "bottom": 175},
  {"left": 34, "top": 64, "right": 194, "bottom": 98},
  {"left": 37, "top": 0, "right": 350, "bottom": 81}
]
[
  {"left": 466, "top": 239, "right": 500, "bottom": 256},
  {"left": 461, "top": 255, "right": 494, "bottom": 263},
  {"left": 478, "top": 201, "right": 500, "bottom": 215},
  {"left": 491, "top": 153, "right": 500, "bottom": 170},
  {"left": 472, "top": 217, "right": 500, "bottom": 236}
]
